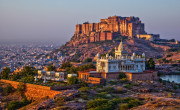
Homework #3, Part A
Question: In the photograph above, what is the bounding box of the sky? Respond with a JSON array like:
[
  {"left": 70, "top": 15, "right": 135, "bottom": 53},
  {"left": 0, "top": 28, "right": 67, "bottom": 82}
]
[{"left": 0, "top": 0, "right": 180, "bottom": 44}]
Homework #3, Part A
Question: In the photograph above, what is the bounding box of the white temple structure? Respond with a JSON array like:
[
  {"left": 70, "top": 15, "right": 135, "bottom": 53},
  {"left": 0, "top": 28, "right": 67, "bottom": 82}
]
[{"left": 96, "top": 40, "right": 146, "bottom": 73}]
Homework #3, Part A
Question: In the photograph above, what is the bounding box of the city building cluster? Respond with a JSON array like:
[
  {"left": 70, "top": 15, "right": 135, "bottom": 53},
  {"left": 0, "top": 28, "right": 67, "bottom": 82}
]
[{"left": 0, "top": 42, "right": 64, "bottom": 73}]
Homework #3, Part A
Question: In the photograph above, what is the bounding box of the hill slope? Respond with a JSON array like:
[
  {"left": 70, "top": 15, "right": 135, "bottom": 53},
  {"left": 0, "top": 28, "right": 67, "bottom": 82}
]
[{"left": 54, "top": 38, "right": 171, "bottom": 62}]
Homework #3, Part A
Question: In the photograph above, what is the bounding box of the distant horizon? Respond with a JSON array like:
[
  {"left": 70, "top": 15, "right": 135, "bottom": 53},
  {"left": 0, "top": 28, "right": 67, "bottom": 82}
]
[{"left": 1, "top": 0, "right": 180, "bottom": 44}]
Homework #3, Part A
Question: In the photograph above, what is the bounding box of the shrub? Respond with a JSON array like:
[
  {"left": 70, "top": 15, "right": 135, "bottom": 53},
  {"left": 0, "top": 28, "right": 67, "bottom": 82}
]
[
  {"left": 6, "top": 98, "right": 29, "bottom": 110},
  {"left": 67, "top": 76, "right": 78, "bottom": 85},
  {"left": 3, "top": 84, "right": 13, "bottom": 96},
  {"left": 6, "top": 101, "right": 22, "bottom": 110},
  {"left": 119, "top": 73, "right": 126, "bottom": 79},
  {"left": 1, "top": 67, "right": 10, "bottom": 79},
  {"left": 167, "top": 93, "right": 172, "bottom": 98},
  {"left": 10, "top": 73, "right": 21, "bottom": 81},
  {"left": 17, "top": 82, "right": 26, "bottom": 95},
  {"left": 20, "top": 75, "right": 34, "bottom": 83},
  {"left": 79, "top": 79, "right": 88, "bottom": 87},
  {"left": 80, "top": 94, "right": 88, "bottom": 100},
  {"left": 78, "top": 87, "right": 90, "bottom": 92},
  {"left": 109, "top": 80, "right": 117, "bottom": 85},
  {"left": 120, "top": 78, "right": 128, "bottom": 83},
  {"left": 98, "top": 87, "right": 114, "bottom": 93},
  {"left": 124, "top": 83, "right": 132, "bottom": 89},
  {"left": 127, "top": 99, "right": 142, "bottom": 108},
  {"left": 114, "top": 86, "right": 124, "bottom": 93},
  {"left": 48, "top": 65, "right": 56, "bottom": 71},
  {"left": 87, "top": 98, "right": 114, "bottom": 110},
  {"left": 55, "top": 97, "right": 65, "bottom": 106},
  {"left": 121, "top": 97, "right": 135, "bottom": 103},
  {"left": 120, "top": 103, "right": 129, "bottom": 110},
  {"left": 112, "top": 98, "right": 121, "bottom": 105}
]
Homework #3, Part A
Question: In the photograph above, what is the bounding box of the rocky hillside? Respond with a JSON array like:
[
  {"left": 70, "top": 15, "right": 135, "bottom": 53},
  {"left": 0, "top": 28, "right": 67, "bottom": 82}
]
[{"left": 53, "top": 38, "right": 175, "bottom": 62}]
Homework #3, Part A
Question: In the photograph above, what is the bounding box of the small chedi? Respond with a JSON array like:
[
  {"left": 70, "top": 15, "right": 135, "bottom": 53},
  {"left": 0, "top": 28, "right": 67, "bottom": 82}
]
[
  {"left": 78, "top": 41, "right": 158, "bottom": 83},
  {"left": 70, "top": 16, "right": 159, "bottom": 46}
]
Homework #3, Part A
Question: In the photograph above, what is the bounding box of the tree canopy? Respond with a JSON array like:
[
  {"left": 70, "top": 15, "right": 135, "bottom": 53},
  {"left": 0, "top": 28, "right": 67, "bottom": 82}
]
[
  {"left": 48, "top": 65, "right": 56, "bottom": 71},
  {"left": 146, "top": 58, "right": 155, "bottom": 70},
  {"left": 1, "top": 67, "right": 10, "bottom": 79}
]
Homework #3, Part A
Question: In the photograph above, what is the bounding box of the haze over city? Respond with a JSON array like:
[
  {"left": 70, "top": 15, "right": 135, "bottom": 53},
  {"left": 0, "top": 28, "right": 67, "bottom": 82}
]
[{"left": 0, "top": 0, "right": 180, "bottom": 44}]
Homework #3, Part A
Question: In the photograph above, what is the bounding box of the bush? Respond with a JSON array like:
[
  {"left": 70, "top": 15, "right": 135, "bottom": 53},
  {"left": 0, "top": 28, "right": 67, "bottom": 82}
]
[
  {"left": 55, "top": 97, "right": 65, "bottom": 106},
  {"left": 1, "top": 67, "right": 10, "bottom": 79},
  {"left": 119, "top": 73, "right": 126, "bottom": 79},
  {"left": 120, "top": 103, "right": 129, "bottom": 110},
  {"left": 121, "top": 97, "right": 135, "bottom": 103},
  {"left": 112, "top": 98, "right": 121, "bottom": 105},
  {"left": 127, "top": 99, "right": 142, "bottom": 108},
  {"left": 17, "top": 82, "right": 26, "bottom": 95},
  {"left": 80, "top": 94, "right": 88, "bottom": 100},
  {"left": 87, "top": 98, "right": 114, "bottom": 110},
  {"left": 167, "top": 93, "right": 172, "bottom": 98},
  {"left": 48, "top": 65, "right": 56, "bottom": 71},
  {"left": 79, "top": 79, "right": 88, "bottom": 87},
  {"left": 95, "top": 92, "right": 109, "bottom": 99},
  {"left": 120, "top": 78, "right": 128, "bottom": 83},
  {"left": 67, "top": 76, "right": 78, "bottom": 85},
  {"left": 78, "top": 87, "right": 90, "bottom": 92},
  {"left": 109, "top": 80, "right": 117, "bottom": 85},
  {"left": 6, "top": 98, "right": 30, "bottom": 110},
  {"left": 124, "top": 83, "right": 132, "bottom": 89},
  {"left": 3, "top": 84, "right": 13, "bottom": 96},
  {"left": 114, "top": 86, "right": 124, "bottom": 93},
  {"left": 98, "top": 87, "right": 114, "bottom": 93},
  {"left": 6, "top": 101, "right": 22, "bottom": 110},
  {"left": 10, "top": 73, "right": 21, "bottom": 81},
  {"left": 20, "top": 75, "right": 34, "bottom": 83}
]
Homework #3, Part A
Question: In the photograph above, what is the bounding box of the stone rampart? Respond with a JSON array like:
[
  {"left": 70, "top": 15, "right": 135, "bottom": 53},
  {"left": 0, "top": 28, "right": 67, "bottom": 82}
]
[{"left": 0, "top": 79, "right": 62, "bottom": 100}]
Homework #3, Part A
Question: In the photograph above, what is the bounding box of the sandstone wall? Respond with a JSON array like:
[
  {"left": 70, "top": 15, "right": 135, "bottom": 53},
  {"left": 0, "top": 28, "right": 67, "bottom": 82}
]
[
  {"left": 0, "top": 79, "right": 62, "bottom": 100},
  {"left": 74, "top": 16, "right": 146, "bottom": 41}
]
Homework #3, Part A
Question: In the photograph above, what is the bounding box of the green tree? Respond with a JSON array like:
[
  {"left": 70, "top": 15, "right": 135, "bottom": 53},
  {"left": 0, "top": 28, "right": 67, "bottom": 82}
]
[
  {"left": 10, "top": 73, "right": 21, "bottom": 81},
  {"left": 3, "top": 84, "right": 14, "bottom": 96},
  {"left": 20, "top": 66, "right": 37, "bottom": 76},
  {"left": 146, "top": 58, "right": 155, "bottom": 69},
  {"left": 48, "top": 65, "right": 56, "bottom": 71},
  {"left": 6, "top": 97, "right": 30, "bottom": 110},
  {"left": 20, "top": 75, "right": 34, "bottom": 83},
  {"left": 83, "top": 58, "right": 92, "bottom": 63},
  {"left": 1, "top": 67, "right": 10, "bottom": 79},
  {"left": 119, "top": 72, "right": 126, "bottom": 79},
  {"left": 68, "top": 66, "right": 77, "bottom": 74},
  {"left": 60, "top": 62, "right": 72, "bottom": 69},
  {"left": 67, "top": 76, "right": 78, "bottom": 85},
  {"left": 17, "top": 82, "right": 26, "bottom": 96}
]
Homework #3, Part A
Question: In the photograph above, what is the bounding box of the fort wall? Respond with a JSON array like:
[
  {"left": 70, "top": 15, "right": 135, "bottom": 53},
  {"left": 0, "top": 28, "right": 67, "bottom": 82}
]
[{"left": 0, "top": 79, "right": 62, "bottom": 100}]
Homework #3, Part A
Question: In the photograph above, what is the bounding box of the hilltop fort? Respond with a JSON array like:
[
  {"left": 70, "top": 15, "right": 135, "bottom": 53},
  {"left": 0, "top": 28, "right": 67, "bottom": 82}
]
[{"left": 68, "top": 16, "right": 159, "bottom": 46}]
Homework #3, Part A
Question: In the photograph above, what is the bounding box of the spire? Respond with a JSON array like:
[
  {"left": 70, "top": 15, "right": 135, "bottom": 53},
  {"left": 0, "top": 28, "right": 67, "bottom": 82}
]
[{"left": 118, "top": 39, "right": 124, "bottom": 51}]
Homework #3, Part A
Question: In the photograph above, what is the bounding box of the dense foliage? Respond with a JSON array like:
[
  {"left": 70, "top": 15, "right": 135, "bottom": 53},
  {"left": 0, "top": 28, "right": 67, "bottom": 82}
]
[
  {"left": 119, "top": 72, "right": 126, "bottom": 79},
  {"left": 87, "top": 98, "right": 114, "bottom": 110},
  {"left": 6, "top": 97, "right": 30, "bottom": 110},
  {"left": 3, "top": 84, "right": 14, "bottom": 96},
  {"left": 17, "top": 82, "right": 27, "bottom": 96},
  {"left": 83, "top": 58, "right": 92, "bottom": 63},
  {"left": 3, "top": 66, "right": 37, "bottom": 83},
  {"left": 146, "top": 58, "right": 155, "bottom": 69},
  {"left": 1, "top": 67, "right": 10, "bottom": 79},
  {"left": 67, "top": 76, "right": 78, "bottom": 85},
  {"left": 48, "top": 65, "right": 56, "bottom": 71}
]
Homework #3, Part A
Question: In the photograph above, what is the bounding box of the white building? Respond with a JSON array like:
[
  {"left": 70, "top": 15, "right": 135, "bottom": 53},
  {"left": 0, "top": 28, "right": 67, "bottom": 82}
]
[
  {"left": 96, "top": 40, "right": 146, "bottom": 73},
  {"left": 36, "top": 70, "right": 64, "bottom": 81},
  {"left": 67, "top": 74, "right": 77, "bottom": 78}
]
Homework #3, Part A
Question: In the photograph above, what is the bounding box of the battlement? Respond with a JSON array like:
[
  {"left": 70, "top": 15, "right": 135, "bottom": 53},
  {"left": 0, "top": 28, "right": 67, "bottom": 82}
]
[{"left": 70, "top": 16, "right": 159, "bottom": 46}]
